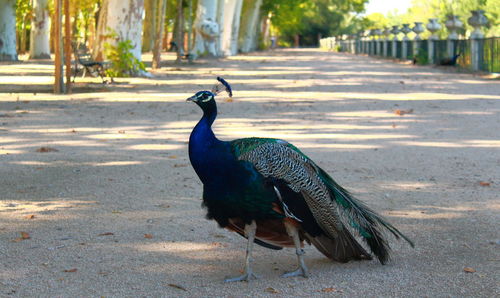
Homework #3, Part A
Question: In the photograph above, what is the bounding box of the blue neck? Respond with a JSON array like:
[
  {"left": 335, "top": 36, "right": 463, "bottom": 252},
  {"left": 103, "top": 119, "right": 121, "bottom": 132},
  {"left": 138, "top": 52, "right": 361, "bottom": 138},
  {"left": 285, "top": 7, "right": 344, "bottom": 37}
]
[{"left": 189, "top": 103, "right": 223, "bottom": 182}]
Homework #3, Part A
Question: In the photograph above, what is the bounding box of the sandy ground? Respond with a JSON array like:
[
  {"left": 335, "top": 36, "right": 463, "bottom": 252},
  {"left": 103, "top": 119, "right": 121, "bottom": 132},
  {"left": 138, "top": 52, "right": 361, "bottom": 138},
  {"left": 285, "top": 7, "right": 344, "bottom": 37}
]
[{"left": 0, "top": 49, "right": 499, "bottom": 297}]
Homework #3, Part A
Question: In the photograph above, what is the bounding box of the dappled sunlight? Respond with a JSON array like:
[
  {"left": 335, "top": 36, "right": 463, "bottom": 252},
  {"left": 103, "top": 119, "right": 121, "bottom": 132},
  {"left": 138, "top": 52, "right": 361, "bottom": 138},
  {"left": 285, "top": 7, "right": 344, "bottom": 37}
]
[
  {"left": 127, "top": 241, "right": 222, "bottom": 254},
  {"left": 127, "top": 144, "right": 184, "bottom": 151},
  {"left": 393, "top": 140, "right": 500, "bottom": 148},
  {"left": 378, "top": 181, "right": 435, "bottom": 191},
  {"left": 219, "top": 129, "right": 413, "bottom": 141},
  {"left": 387, "top": 210, "right": 463, "bottom": 219},
  {"left": 8, "top": 160, "right": 144, "bottom": 167},
  {"left": 0, "top": 198, "right": 96, "bottom": 214},
  {"left": 386, "top": 202, "right": 500, "bottom": 220},
  {"left": 297, "top": 143, "right": 379, "bottom": 150}
]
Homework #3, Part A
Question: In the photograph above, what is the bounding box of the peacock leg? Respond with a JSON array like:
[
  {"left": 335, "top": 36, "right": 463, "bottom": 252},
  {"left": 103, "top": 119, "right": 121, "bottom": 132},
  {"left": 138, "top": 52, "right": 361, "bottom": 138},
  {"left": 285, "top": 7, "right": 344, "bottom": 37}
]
[
  {"left": 282, "top": 221, "right": 309, "bottom": 278},
  {"left": 224, "top": 220, "right": 258, "bottom": 282}
]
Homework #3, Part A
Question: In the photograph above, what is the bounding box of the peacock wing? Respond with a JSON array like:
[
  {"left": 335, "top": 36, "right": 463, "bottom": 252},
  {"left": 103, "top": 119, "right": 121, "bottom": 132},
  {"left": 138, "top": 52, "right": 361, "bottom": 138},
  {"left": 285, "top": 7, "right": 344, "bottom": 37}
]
[{"left": 231, "top": 138, "right": 345, "bottom": 239}]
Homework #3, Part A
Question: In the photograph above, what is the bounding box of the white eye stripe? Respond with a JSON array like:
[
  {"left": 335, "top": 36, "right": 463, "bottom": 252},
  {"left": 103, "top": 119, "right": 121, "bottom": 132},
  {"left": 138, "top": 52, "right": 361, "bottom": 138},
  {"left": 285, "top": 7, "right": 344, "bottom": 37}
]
[{"left": 201, "top": 96, "right": 212, "bottom": 102}]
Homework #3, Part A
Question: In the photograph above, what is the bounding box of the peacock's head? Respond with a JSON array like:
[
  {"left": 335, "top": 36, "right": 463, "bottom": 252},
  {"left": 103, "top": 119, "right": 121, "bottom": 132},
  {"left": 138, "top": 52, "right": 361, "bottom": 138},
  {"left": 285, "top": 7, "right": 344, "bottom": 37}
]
[
  {"left": 186, "top": 77, "right": 232, "bottom": 110},
  {"left": 187, "top": 90, "right": 216, "bottom": 107}
]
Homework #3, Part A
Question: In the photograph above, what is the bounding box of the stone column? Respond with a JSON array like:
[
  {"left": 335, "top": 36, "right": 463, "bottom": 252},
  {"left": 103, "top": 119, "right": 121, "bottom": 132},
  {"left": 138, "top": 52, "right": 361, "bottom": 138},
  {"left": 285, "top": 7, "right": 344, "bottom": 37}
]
[
  {"left": 391, "top": 26, "right": 400, "bottom": 58},
  {"left": 383, "top": 27, "right": 391, "bottom": 57},
  {"left": 445, "top": 14, "right": 463, "bottom": 57},
  {"left": 401, "top": 24, "right": 411, "bottom": 59},
  {"left": 412, "top": 22, "right": 424, "bottom": 59},
  {"left": 468, "top": 10, "right": 488, "bottom": 71},
  {"left": 374, "top": 29, "right": 382, "bottom": 55},
  {"left": 426, "top": 18, "right": 441, "bottom": 64}
]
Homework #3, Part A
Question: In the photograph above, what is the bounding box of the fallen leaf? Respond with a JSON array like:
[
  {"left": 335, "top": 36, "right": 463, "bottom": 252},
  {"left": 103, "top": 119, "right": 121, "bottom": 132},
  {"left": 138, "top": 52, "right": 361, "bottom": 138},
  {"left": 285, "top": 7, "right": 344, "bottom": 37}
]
[
  {"left": 63, "top": 268, "right": 77, "bottom": 273},
  {"left": 173, "top": 164, "right": 187, "bottom": 168},
  {"left": 98, "top": 232, "right": 114, "bottom": 236},
  {"left": 12, "top": 231, "right": 31, "bottom": 242},
  {"left": 168, "top": 155, "right": 177, "bottom": 159},
  {"left": 167, "top": 283, "right": 187, "bottom": 291},
  {"left": 394, "top": 109, "right": 413, "bottom": 116},
  {"left": 464, "top": 267, "right": 476, "bottom": 273},
  {"left": 111, "top": 210, "right": 121, "bottom": 214},
  {"left": 25, "top": 214, "right": 36, "bottom": 219},
  {"left": 392, "top": 123, "right": 397, "bottom": 128},
  {"left": 144, "top": 233, "right": 153, "bottom": 239},
  {"left": 118, "top": 130, "right": 125, "bottom": 134},
  {"left": 264, "top": 287, "right": 279, "bottom": 294},
  {"left": 320, "top": 287, "right": 342, "bottom": 293},
  {"left": 479, "top": 182, "right": 491, "bottom": 187},
  {"left": 36, "top": 147, "right": 58, "bottom": 153},
  {"left": 225, "top": 98, "right": 234, "bottom": 103}
]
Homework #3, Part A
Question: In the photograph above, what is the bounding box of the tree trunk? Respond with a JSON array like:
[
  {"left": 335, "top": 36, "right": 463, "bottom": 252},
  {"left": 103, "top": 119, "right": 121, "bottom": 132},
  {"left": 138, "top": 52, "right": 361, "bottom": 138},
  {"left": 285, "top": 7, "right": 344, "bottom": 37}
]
[
  {"left": 192, "top": 0, "right": 220, "bottom": 57},
  {"left": 152, "top": 0, "right": 167, "bottom": 68},
  {"left": 219, "top": 0, "right": 242, "bottom": 56},
  {"left": 94, "top": 0, "right": 145, "bottom": 62},
  {"left": 175, "top": 0, "right": 184, "bottom": 63},
  {"left": 54, "top": 0, "right": 64, "bottom": 93},
  {"left": 0, "top": 0, "right": 18, "bottom": 61},
  {"left": 142, "top": 0, "right": 156, "bottom": 52},
  {"left": 238, "top": 0, "right": 262, "bottom": 53},
  {"left": 29, "top": 0, "right": 51, "bottom": 59}
]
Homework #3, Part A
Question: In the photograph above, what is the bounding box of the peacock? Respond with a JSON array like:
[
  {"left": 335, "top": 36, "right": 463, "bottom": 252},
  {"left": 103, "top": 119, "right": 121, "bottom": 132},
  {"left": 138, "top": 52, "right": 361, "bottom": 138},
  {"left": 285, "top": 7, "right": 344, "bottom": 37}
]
[
  {"left": 187, "top": 77, "right": 414, "bottom": 282},
  {"left": 438, "top": 53, "right": 461, "bottom": 66}
]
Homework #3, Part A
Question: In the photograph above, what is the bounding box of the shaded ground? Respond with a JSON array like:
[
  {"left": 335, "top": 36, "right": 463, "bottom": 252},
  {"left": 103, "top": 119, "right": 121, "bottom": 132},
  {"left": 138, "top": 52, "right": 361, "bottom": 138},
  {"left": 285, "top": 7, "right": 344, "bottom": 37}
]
[{"left": 1, "top": 49, "right": 499, "bottom": 297}]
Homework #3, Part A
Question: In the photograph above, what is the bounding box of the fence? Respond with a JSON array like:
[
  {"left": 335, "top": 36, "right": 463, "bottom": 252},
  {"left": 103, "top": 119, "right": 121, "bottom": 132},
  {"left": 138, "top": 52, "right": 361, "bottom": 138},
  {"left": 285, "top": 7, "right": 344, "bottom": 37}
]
[
  {"left": 320, "top": 36, "right": 499, "bottom": 73},
  {"left": 319, "top": 11, "right": 499, "bottom": 73}
]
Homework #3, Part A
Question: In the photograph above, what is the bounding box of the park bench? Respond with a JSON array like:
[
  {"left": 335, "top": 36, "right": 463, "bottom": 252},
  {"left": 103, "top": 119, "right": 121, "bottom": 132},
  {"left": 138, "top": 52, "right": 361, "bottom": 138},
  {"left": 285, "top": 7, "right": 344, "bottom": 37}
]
[{"left": 72, "top": 42, "right": 113, "bottom": 83}]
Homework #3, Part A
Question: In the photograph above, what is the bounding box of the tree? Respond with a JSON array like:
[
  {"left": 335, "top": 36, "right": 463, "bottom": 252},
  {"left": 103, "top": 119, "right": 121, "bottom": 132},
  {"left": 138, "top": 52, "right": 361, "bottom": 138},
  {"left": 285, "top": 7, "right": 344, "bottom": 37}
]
[
  {"left": 219, "top": 0, "right": 243, "bottom": 56},
  {"left": 94, "top": 0, "right": 145, "bottom": 62},
  {"left": 152, "top": 0, "right": 167, "bottom": 68},
  {"left": 192, "top": 0, "right": 220, "bottom": 57},
  {"left": 0, "top": 0, "right": 18, "bottom": 61},
  {"left": 142, "top": 0, "right": 157, "bottom": 52},
  {"left": 262, "top": 0, "right": 368, "bottom": 47},
  {"left": 30, "top": 0, "right": 51, "bottom": 59},
  {"left": 238, "top": 0, "right": 263, "bottom": 53}
]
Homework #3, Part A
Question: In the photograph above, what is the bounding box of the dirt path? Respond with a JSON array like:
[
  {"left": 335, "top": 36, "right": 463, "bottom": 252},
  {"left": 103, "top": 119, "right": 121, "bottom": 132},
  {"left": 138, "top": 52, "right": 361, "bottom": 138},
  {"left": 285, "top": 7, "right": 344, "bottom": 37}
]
[{"left": 1, "top": 49, "right": 499, "bottom": 297}]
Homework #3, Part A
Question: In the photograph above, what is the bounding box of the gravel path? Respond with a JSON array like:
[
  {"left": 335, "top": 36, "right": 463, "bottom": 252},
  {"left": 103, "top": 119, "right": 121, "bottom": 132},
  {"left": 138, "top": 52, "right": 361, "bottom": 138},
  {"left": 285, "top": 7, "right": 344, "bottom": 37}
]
[{"left": 1, "top": 49, "right": 499, "bottom": 297}]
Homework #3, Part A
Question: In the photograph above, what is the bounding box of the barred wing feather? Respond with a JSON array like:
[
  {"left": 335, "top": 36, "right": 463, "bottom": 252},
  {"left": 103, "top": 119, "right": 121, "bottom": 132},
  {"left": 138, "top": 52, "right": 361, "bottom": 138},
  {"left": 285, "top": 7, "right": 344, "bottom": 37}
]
[{"left": 232, "top": 137, "right": 414, "bottom": 264}]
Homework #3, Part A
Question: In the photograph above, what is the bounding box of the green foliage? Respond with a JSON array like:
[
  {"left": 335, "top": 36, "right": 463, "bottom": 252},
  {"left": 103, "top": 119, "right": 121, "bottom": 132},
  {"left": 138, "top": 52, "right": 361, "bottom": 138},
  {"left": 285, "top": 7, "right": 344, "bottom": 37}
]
[
  {"left": 414, "top": 50, "right": 429, "bottom": 65},
  {"left": 262, "top": 0, "right": 369, "bottom": 46},
  {"left": 15, "top": 0, "right": 32, "bottom": 31},
  {"left": 104, "top": 31, "right": 146, "bottom": 77}
]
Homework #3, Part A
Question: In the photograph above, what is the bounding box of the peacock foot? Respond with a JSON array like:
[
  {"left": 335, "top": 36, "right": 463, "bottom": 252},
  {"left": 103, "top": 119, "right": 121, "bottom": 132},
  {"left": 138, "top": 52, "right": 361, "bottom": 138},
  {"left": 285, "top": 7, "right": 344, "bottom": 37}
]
[
  {"left": 282, "top": 267, "right": 308, "bottom": 278},
  {"left": 224, "top": 271, "right": 259, "bottom": 282}
]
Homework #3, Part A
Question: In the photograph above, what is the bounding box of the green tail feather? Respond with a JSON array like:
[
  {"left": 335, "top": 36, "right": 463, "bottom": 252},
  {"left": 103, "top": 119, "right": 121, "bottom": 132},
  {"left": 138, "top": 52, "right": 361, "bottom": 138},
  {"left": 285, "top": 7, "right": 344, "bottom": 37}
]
[{"left": 317, "top": 167, "right": 414, "bottom": 263}]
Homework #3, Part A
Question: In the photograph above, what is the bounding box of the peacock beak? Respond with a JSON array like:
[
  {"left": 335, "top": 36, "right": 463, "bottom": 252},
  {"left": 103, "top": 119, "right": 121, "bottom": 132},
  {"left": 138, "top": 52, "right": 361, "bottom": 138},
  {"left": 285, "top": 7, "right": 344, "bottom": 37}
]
[{"left": 186, "top": 95, "right": 198, "bottom": 102}]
